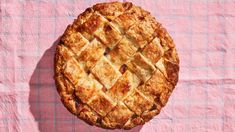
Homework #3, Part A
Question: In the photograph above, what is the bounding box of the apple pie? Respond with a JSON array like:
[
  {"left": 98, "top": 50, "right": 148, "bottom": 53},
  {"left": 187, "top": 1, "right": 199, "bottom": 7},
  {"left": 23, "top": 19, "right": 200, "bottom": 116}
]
[{"left": 54, "top": 2, "right": 179, "bottom": 129}]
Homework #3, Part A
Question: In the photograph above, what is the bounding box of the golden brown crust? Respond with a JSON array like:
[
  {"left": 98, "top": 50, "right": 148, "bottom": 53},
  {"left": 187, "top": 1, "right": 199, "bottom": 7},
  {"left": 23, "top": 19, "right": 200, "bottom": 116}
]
[
  {"left": 93, "top": 2, "right": 133, "bottom": 21},
  {"left": 54, "top": 1, "right": 179, "bottom": 129},
  {"left": 107, "top": 70, "right": 140, "bottom": 102},
  {"left": 142, "top": 37, "right": 164, "bottom": 64},
  {"left": 91, "top": 57, "right": 122, "bottom": 89},
  {"left": 127, "top": 53, "right": 156, "bottom": 82},
  {"left": 102, "top": 102, "right": 134, "bottom": 128},
  {"left": 107, "top": 37, "right": 138, "bottom": 67},
  {"left": 123, "top": 89, "right": 154, "bottom": 116},
  {"left": 77, "top": 39, "right": 105, "bottom": 71}
]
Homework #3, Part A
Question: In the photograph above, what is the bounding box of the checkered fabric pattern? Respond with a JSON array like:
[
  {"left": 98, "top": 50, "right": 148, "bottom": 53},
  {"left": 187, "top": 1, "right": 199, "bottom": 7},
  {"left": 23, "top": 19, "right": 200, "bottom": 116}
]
[{"left": 0, "top": 0, "right": 235, "bottom": 132}]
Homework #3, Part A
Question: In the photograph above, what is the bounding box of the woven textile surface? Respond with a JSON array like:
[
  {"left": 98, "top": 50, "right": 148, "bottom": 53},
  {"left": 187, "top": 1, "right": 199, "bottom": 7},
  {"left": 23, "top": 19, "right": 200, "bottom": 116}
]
[{"left": 0, "top": 0, "right": 235, "bottom": 131}]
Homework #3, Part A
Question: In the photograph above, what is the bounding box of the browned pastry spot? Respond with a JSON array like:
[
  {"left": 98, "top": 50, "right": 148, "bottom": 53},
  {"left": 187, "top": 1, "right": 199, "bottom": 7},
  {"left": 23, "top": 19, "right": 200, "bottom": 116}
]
[{"left": 54, "top": 1, "right": 179, "bottom": 129}]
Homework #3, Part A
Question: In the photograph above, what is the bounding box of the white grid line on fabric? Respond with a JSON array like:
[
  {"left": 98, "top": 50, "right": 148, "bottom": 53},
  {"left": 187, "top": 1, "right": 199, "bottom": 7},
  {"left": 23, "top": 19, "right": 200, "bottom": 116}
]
[
  {"left": 2, "top": 0, "right": 9, "bottom": 131},
  {"left": 53, "top": 0, "right": 57, "bottom": 131},
  {"left": 12, "top": 47, "right": 234, "bottom": 57},
  {"left": 188, "top": 1, "right": 193, "bottom": 131},
  {"left": 3, "top": 11, "right": 234, "bottom": 18},
  {"left": 70, "top": 0, "right": 76, "bottom": 132},
  {"left": 2, "top": 65, "right": 235, "bottom": 72},
  {"left": 205, "top": 1, "right": 209, "bottom": 131},
  {"left": 171, "top": 0, "right": 179, "bottom": 131},
  {"left": 3, "top": 20, "right": 8, "bottom": 132},
  {"left": 36, "top": 0, "right": 41, "bottom": 132},
  {"left": 2, "top": 32, "right": 235, "bottom": 36},
  {"left": 11, "top": 96, "right": 229, "bottom": 104},
  {"left": 19, "top": 0, "right": 24, "bottom": 131},
  {"left": 221, "top": 0, "right": 226, "bottom": 131},
  {"left": 1, "top": 15, "right": 76, "bottom": 18},
  {"left": 3, "top": 116, "right": 235, "bottom": 122}
]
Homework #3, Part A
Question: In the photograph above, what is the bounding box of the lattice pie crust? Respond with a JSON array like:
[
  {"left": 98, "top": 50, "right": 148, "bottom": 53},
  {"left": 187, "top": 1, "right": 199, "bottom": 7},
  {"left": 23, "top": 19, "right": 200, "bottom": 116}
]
[{"left": 54, "top": 2, "right": 179, "bottom": 129}]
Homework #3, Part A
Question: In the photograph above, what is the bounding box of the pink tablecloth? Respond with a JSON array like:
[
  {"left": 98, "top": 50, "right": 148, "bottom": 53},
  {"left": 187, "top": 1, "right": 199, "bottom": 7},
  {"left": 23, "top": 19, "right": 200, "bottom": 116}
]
[{"left": 1, "top": 0, "right": 235, "bottom": 131}]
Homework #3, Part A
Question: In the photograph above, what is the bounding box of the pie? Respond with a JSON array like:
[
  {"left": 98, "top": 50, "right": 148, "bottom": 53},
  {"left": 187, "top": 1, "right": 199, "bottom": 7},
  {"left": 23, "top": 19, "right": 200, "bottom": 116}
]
[{"left": 54, "top": 2, "right": 179, "bottom": 129}]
